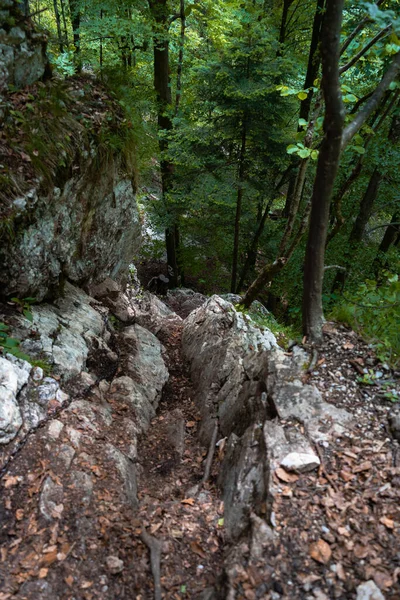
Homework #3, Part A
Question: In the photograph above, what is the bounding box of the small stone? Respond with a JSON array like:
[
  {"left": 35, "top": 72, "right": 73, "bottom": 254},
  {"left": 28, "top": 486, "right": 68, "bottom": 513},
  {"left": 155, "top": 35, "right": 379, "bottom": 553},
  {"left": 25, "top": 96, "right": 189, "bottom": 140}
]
[
  {"left": 47, "top": 420, "right": 64, "bottom": 440},
  {"left": 31, "top": 366, "right": 44, "bottom": 381},
  {"left": 280, "top": 452, "right": 320, "bottom": 473},
  {"left": 356, "top": 580, "right": 385, "bottom": 600},
  {"left": 106, "top": 556, "right": 124, "bottom": 574}
]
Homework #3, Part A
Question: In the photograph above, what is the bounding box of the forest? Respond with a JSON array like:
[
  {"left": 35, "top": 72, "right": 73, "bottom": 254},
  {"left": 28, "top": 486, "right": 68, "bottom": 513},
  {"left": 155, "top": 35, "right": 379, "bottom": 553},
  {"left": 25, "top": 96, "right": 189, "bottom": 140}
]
[{"left": 4, "top": 0, "right": 400, "bottom": 359}]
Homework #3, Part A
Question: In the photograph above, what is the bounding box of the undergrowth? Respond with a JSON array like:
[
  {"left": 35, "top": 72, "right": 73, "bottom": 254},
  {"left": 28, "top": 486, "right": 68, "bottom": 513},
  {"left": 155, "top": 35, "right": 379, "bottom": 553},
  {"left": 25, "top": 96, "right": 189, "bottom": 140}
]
[
  {"left": 237, "top": 303, "right": 300, "bottom": 349},
  {"left": 331, "top": 272, "right": 400, "bottom": 367}
]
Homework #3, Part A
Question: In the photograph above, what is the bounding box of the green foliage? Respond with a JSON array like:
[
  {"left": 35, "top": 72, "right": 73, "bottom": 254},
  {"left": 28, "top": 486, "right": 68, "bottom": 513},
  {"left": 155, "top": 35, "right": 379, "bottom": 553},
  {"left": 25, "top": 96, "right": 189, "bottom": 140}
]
[
  {"left": 0, "top": 322, "right": 31, "bottom": 362},
  {"left": 49, "top": 51, "right": 76, "bottom": 77},
  {"left": 331, "top": 273, "right": 400, "bottom": 366}
]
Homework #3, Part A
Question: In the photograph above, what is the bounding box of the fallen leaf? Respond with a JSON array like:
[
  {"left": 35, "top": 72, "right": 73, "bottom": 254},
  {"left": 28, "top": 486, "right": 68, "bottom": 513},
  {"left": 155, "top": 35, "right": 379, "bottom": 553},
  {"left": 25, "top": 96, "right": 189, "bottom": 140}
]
[
  {"left": 190, "top": 541, "right": 207, "bottom": 559},
  {"left": 38, "top": 568, "right": 48, "bottom": 579},
  {"left": 353, "top": 461, "right": 372, "bottom": 473},
  {"left": 186, "top": 421, "right": 196, "bottom": 428},
  {"left": 81, "top": 581, "right": 93, "bottom": 589},
  {"left": 353, "top": 544, "right": 369, "bottom": 559},
  {"left": 150, "top": 523, "right": 162, "bottom": 534},
  {"left": 336, "top": 562, "right": 346, "bottom": 581},
  {"left": 3, "top": 475, "right": 21, "bottom": 488},
  {"left": 380, "top": 516, "right": 394, "bottom": 529},
  {"left": 65, "top": 575, "right": 74, "bottom": 587},
  {"left": 340, "top": 470, "right": 354, "bottom": 482},
  {"left": 15, "top": 509, "right": 24, "bottom": 521},
  {"left": 275, "top": 467, "right": 299, "bottom": 483},
  {"left": 343, "top": 342, "right": 354, "bottom": 350},
  {"left": 310, "top": 539, "right": 332, "bottom": 564},
  {"left": 181, "top": 498, "right": 195, "bottom": 506}
]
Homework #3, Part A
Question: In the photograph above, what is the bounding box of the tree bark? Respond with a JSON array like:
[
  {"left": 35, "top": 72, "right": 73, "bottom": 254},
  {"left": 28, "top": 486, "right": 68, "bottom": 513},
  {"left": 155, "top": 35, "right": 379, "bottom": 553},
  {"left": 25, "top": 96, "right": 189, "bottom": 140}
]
[
  {"left": 68, "top": 0, "right": 81, "bottom": 70},
  {"left": 53, "top": 0, "right": 64, "bottom": 52},
  {"left": 174, "top": 0, "right": 186, "bottom": 115},
  {"left": 302, "top": 0, "right": 345, "bottom": 342},
  {"left": 231, "top": 120, "right": 247, "bottom": 293},
  {"left": 351, "top": 167, "right": 382, "bottom": 244},
  {"left": 378, "top": 211, "right": 400, "bottom": 254},
  {"left": 299, "top": 0, "right": 325, "bottom": 123},
  {"left": 149, "top": 0, "right": 179, "bottom": 287}
]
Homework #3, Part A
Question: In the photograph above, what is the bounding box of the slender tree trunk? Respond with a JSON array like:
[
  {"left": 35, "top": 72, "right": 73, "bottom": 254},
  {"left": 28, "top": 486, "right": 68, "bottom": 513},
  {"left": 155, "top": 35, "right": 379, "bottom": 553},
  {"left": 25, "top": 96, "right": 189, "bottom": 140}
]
[
  {"left": 331, "top": 167, "right": 381, "bottom": 291},
  {"left": 282, "top": 0, "right": 324, "bottom": 218},
  {"left": 299, "top": 0, "right": 325, "bottom": 123},
  {"left": 231, "top": 120, "right": 247, "bottom": 293},
  {"left": 60, "top": 0, "right": 69, "bottom": 48},
  {"left": 351, "top": 167, "right": 381, "bottom": 244},
  {"left": 237, "top": 197, "right": 274, "bottom": 292},
  {"left": 53, "top": 0, "right": 64, "bottom": 52},
  {"left": 302, "top": 0, "right": 345, "bottom": 342},
  {"left": 68, "top": 0, "right": 81, "bottom": 70},
  {"left": 378, "top": 212, "right": 400, "bottom": 253},
  {"left": 175, "top": 0, "right": 186, "bottom": 115},
  {"left": 149, "top": 0, "right": 179, "bottom": 287},
  {"left": 278, "top": 0, "right": 294, "bottom": 52}
]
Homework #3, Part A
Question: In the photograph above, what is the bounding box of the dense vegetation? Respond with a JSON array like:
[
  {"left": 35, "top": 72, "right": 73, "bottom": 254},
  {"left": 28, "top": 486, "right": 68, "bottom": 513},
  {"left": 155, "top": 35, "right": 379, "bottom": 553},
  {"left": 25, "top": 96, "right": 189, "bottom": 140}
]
[{"left": 12, "top": 0, "right": 400, "bottom": 360}]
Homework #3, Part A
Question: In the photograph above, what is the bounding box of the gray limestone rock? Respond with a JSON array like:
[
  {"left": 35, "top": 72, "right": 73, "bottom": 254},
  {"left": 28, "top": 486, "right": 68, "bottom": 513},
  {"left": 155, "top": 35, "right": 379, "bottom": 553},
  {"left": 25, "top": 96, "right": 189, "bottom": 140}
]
[
  {"left": 356, "top": 581, "right": 385, "bottom": 600},
  {"left": 106, "top": 444, "right": 138, "bottom": 508},
  {"left": 132, "top": 291, "right": 183, "bottom": 337},
  {"left": 0, "top": 355, "right": 31, "bottom": 444},
  {"left": 119, "top": 323, "right": 169, "bottom": 410},
  {"left": 39, "top": 476, "right": 64, "bottom": 521}
]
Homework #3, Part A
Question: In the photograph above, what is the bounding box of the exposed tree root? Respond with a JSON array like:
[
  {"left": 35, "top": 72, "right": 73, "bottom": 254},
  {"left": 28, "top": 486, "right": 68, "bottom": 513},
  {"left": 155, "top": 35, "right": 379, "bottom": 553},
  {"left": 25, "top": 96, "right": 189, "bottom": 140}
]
[{"left": 140, "top": 528, "right": 163, "bottom": 600}]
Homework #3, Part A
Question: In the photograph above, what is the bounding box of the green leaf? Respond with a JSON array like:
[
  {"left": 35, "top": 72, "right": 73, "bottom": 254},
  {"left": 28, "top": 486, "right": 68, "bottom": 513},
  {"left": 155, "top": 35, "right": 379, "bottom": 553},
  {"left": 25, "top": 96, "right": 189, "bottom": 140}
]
[
  {"left": 23, "top": 309, "right": 33, "bottom": 322},
  {"left": 310, "top": 150, "right": 319, "bottom": 160},
  {"left": 343, "top": 94, "right": 358, "bottom": 103},
  {"left": 298, "top": 118, "right": 308, "bottom": 128},
  {"left": 3, "top": 337, "right": 20, "bottom": 348},
  {"left": 184, "top": 5, "right": 192, "bottom": 17},
  {"left": 353, "top": 146, "right": 366, "bottom": 154},
  {"left": 286, "top": 144, "right": 298, "bottom": 154},
  {"left": 0, "top": 323, "right": 9, "bottom": 331},
  {"left": 218, "top": 518, "right": 224, "bottom": 526},
  {"left": 298, "top": 148, "right": 311, "bottom": 158},
  {"left": 180, "top": 585, "right": 187, "bottom": 593},
  {"left": 297, "top": 91, "right": 308, "bottom": 100}
]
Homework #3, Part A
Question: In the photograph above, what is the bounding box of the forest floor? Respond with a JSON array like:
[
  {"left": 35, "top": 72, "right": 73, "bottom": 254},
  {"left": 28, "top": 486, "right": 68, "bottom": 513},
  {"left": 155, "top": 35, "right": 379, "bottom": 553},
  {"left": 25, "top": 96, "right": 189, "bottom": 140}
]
[{"left": 1, "top": 296, "right": 400, "bottom": 599}]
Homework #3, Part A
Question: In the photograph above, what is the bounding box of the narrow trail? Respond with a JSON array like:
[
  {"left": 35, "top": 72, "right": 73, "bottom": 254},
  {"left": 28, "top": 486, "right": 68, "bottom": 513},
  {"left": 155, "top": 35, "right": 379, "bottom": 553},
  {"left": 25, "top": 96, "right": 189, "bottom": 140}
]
[{"left": 134, "top": 323, "right": 225, "bottom": 598}]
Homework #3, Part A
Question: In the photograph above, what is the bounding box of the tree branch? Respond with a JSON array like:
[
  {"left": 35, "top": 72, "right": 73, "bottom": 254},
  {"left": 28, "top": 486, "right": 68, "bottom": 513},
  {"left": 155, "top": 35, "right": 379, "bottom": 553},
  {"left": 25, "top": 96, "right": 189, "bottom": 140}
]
[
  {"left": 339, "top": 25, "right": 391, "bottom": 75},
  {"left": 341, "top": 50, "right": 400, "bottom": 149},
  {"left": 339, "top": 0, "right": 385, "bottom": 56}
]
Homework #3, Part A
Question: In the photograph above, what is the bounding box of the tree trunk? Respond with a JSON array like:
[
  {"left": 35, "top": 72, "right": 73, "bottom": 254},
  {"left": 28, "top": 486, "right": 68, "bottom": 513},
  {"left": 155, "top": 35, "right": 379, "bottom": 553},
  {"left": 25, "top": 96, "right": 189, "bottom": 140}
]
[
  {"left": 60, "top": 0, "right": 69, "bottom": 48},
  {"left": 237, "top": 196, "right": 274, "bottom": 292},
  {"left": 351, "top": 167, "right": 381, "bottom": 244},
  {"left": 53, "top": 0, "right": 64, "bottom": 52},
  {"left": 299, "top": 0, "right": 325, "bottom": 123},
  {"left": 302, "top": 0, "right": 345, "bottom": 342},
  {"left": 175, "top": 0, "right": 186, "bottom": 115},
  {"left": 378, "top": 211, "right": 400, "bottom": 253},
  {"left": 231, "top": 120, "right": 247, "bottom": 293},
  {"left": 68, "top": 0, "right": 81, "bottom": 70},
  {"left": 149, "top": 0, "right": 179, "bottom": 287}
]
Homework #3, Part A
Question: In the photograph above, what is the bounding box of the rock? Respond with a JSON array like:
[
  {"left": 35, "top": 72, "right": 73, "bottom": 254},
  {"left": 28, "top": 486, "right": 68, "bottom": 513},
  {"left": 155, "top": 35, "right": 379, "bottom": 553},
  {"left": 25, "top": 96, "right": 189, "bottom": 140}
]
[
  {"left": 356, "top": 580, "right": 385, "bottom": 600},
  {"left": 87, "top": 277, "right": 135, "bottom": 323},
  {"left": 388, "top": 412, "right": 400, "bottom": 442},
  {"left": 250, "top": 512, "right": 274, "bottom": 559},
  {"left": 218, "top": 425, "right": 268, "bottom": 540},
  {"left": 20, "top": 284, "right": 106, "bottom": 379},
  {"left": 0, "top": 158, "right": 141, "bottom": 300},
  {"left": 68, "top": 471, "right": 94, "bottom": 507},
  {"left": 280, "top": 452, "right": 320, "bottom": 473},
  {"left": 132, "top": 291, "right": 183, "bottom": 336},
  {"left": 110, "top": 376, "right": 155, "bottom": 431},
  {"left": 39, "top": 476, "right": 64, "bottom": 521},
  {"left": 106, "top": 555, "right": 124, "bottom": 574},
  {"left": 119, "top": 324, "right": 169, "bottom": 410},
  {"left": 106, "top": 444, "right": 138, "bottom": 508},
  {"left": 47, "top": 419, "right": 64, "bottom": 440},
  {"left": 167, "top": 288, "right": 207, "bottom": 318},
  {"left": 31, "top": 366, "right": 44, "bottom": 381},
  {"left": 0, "top": 357, "right": 23, "bottom": 443}
]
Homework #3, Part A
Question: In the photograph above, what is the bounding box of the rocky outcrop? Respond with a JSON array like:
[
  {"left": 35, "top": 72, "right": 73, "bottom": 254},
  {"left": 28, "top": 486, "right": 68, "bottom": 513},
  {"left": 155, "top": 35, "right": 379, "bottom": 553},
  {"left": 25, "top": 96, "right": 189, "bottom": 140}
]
[
  {"left": 0, "top": 163, "right": 141, "bottom": 301},
  {"left": 182, "top": 296, "right": 353, "bottom": 545},
  {"left": 0, "top": 0, "right": 49, "bottom": 97}
]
